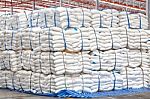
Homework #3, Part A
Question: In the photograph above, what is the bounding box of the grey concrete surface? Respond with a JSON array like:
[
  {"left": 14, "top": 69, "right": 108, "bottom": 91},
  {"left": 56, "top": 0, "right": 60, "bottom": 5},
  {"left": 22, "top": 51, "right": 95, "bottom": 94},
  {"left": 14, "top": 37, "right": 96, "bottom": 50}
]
[{"left": 0, "top": 89, "right": 149, "bottom": 99}]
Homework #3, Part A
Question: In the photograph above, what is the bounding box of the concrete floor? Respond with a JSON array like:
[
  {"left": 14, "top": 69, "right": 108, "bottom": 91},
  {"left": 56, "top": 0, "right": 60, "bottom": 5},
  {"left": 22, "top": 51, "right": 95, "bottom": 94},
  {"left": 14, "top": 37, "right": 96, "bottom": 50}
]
[{"left": 0, "top": 89, "right": 149, "bottom": 99}]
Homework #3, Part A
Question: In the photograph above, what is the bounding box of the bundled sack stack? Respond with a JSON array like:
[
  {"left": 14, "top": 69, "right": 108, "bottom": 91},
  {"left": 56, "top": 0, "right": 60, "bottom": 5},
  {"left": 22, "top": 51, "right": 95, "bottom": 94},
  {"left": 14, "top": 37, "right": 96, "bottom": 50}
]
[
  {"left": 0, "top": 7, "right": 150, "bottom": 96},
  {"left": 91, "top": 9, "right": 119, "bottom": 28},
  {"left": 118, "top": 12, "right": 148, "bottom": 29},
  {"left": 0, "top": 30, "right": 19, "bottom": 50},
  {"left": 121, "top": 67, "right": 149, "bottom": 89}
]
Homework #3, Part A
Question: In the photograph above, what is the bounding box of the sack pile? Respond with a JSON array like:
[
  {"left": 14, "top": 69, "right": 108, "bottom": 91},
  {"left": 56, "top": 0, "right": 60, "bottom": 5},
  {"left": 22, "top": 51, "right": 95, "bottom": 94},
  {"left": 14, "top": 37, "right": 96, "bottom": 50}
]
[
  {"left": 0, "top": 7, "right": 150, "bottom": 96},
  {"left": 118, "top": 12, "right": 148, "bottom": 29},
  {"left": 91, "top": 9, "right": 119, "bottom": 28}
]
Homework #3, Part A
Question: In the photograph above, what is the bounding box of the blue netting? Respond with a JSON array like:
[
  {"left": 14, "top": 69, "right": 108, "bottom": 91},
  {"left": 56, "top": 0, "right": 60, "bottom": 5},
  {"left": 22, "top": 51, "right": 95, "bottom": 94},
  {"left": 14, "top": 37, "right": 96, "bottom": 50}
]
[{"left": 1, "top": 87, "right": 150, "bottom": 98}]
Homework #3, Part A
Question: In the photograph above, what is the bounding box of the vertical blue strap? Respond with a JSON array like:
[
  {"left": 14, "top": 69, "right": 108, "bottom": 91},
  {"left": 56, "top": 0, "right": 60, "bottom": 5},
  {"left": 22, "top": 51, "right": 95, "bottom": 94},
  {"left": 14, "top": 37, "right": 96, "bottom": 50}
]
[
  {"left": 99, "top": 14, "right": 102, "bottom": 28},
  {"left": 44, "top": 13, "right": 48, "bottom": 28},
  {"left": 48, "top": 28, "right": 51, "bottom": 49},
  {"left": 125, "top": 67, "right": 129, "bottom": 89},
  {"left": 81, "top": 9, "right": 85, "bottom": 27},
  {"left": 29, "top": 28, "right": 33, "bottom": 50},
  {"left": 54, "top": 12, "right": 57, "bottom": 27},
  {"left": 98, "top": 74, "right": 101, "bottom": 92},
  {"left": 126, "top": 11, "right": 131, "bottom": 28},
  {"left": 78, "top": 28, "right": 83, "bottom": 51},
  {"left": 39, "top": 73, "right": 43, "bottom": 93},
  {"left": 111, "top": 16, "right": 113, "bottom": 27},
  {"left": 62, "top": 29, "right": 67, "bottom": 50},
  {"left": 19, "top": 77, "right": 24, "bottom": 91},
  {"left": 29, "top": 11, "right": 33, "bottom": 28},
  {"left": 11, "top": 31, "right": 14, "bottom": 50},
  {"left": 92, "top": 27, "right": 99, "bottom": 49},
  {"left": 140, "top": 67, "right": 145, "bottom": 87},
  {"left": 5, "top": 73, "right": 8, "bottom": 88},
  {"left": 139, "top": 15, "right": 142, "bottom": 29},
  {"left": 12, "top": 73, "right": 15, "bottom": 90},
  {"left": 112, "top": 71, "right": 116, "bottom": 90},
  {"left": 36, "top": 12, "right": 40, "bottom": 27},
  {"left": 29, "top": 72, "right": 32, "bottom": 92},
  {"left": 39, "top": 52, "right": 42, "bottom": 73},
  {"left": 8, "top": 51, "right": 11, "bottom": 70},
  {"left": 109, "top": 29, "right": 114, "bottom": 49},
  {"left": 29, "top": 52, "right": 32, "bottom": 70},
  {"left": 66, "top": 8, "right": 70, "bottom": 28}
]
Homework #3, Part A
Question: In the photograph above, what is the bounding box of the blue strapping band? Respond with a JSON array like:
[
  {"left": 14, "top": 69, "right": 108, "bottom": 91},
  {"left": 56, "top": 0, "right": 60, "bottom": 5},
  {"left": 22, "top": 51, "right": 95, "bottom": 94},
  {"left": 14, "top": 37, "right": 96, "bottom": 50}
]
[
  {"left": 99, "top": 14, "right": 102, "bottom": 28},
  {"left": 10, "top": 31, "right": 14, "bottom": 50},
  {"left": 98, "top": 75, "right": 101, "bottom": 92},
  {"left": 126, "top": 11, "right": 131, "bottom": 28},
  {"left": 82, "top": 9, "right": 85, "bottom": 27},
  {"left": 139, "top": 15, "right": 142, "bottom": 29},
  {"left": 44, "top": 13, "right": 48, "bottom": 28},
  {"left": 54, "top": 12, "right": 57, "bottom": 27},
  {"left": 66, "top": 8, "right": 70, "bottom": 28},
  {"left": 62, "top": 29, "right": 67, "bottom": 49},
  {"left": 36, "top": 12, "right": 40, "bottom": 27}
]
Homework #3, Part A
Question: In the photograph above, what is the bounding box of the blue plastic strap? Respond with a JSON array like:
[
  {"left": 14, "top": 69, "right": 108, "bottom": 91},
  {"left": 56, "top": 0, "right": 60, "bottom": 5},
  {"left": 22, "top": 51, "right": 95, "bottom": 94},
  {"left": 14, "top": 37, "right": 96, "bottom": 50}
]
[
  {"left": 112, "top": 71, "right": 116, "bottom": 90},
  {"left": 12, "top": 73, "right": 15, "bottom": 90},
  {"left": 54, "top": 12, "right": 57, "bottom": 27},
  {"left": 66, "top": 8, "right": 70, "bottom": 28},
  {"left": 98, "top": 74, "right": 101, "bottom": 92},
  {"left": 99, "top": 14, "right": 102, "bottom": 28},
  {"left": 78, "top": 28, "right": 83, "bottom": 51},
  {"left": 5, "top": 73, "right": 8, "bottom": 88},
  {"left": 8, "top": 51, "right": 11, "bottom": 70},
  {"left": 10, "top": 31, "right": 14, "bottom": 50},
  {"left": 48, "top": 28, "right": 51, "bottom": 50},
  {"left": 29, "top": 28, "right": 33, "bottom": 50},
  {"left": 29, "top": 52, "right": 32, "bottom": 70},
  {"left": 29, "top": 11, "right": 33, "bottom": 28},
  {"left": 110, "top": 9, "right": 113, "bottom": 27},
  {"left": 39, "top": 74, "right": 43, "bottom": 93},
  {"left": 29, "top": 72, "right": 32, "bottom": 92},
  {"left": 125, "top": 67, "right": 129, "bottom": 89},
  {"left": 81, "top": 9, "right": 85, "bottom": 27},
  {"left": 39, "top": 52, "right": 42, "bottom": 73},
  {"left": 62, "top": 29, "right": 67, "bottom": 50},
  {"left": 126, "top": 11, "right": 131, "bottom": 28},
  {"left": 36, "top": 12, "right": 40, "bottom": 27},
  {"left": 139, "top": 15, "right": 142, "bottom": 29},
  {"left": 109, "top": 29, "right": 114, "bottom": 49},
  {"left": 44, "top": 13, "right": 48, "bottom": 28}
]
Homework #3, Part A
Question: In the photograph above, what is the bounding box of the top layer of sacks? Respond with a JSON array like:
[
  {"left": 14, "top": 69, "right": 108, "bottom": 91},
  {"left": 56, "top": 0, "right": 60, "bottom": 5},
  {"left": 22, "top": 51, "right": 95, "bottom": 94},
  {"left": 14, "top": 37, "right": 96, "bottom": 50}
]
[{"left": 0, "top": 7, "right": 148, "bottom": 30}]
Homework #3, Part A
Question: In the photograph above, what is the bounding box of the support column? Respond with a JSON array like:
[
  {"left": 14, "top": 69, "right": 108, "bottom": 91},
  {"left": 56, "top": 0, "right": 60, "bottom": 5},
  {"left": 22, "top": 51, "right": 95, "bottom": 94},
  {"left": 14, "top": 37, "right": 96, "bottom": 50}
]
[
  {"left": 11, "top": 0, "right": 13, "bottom": 15},
  {"left": 96, "top": 0, "right": 99, "bottom": 9},
  {"left": 60, "top": 0, "right": 62, "bottom": 7},
  {"left": 146, "top": 0, "right": 150, "bottom": 29},
  {"left": 33, "top": 0, "right": 36, "bottom": 10}
]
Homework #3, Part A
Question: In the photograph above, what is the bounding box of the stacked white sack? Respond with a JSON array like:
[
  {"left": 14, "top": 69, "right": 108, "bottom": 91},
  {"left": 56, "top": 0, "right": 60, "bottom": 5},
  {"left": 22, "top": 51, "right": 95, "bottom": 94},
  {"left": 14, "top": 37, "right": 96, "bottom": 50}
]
[
  {"left": 118, "top": 12, "right": 148, "bottom": 29},
  {"left": 73, "top": 8, "right": 91, "bottom": 27},
  {"left": 110, "top": 28, "right": 127, "bottom": 49},
  {"left": 18, "top": 50, "right": 34, "bottom": 71},
  {"left": 90, "top": 28, "right": 112, "bottom": 51},
  {"left": 14, "top": 70, "right": 32, "bottom": 91},
  {"left": 121, "top": 67, "right": 149, "bottom": 89},
  {"left": 90, "top": 49, "right": 126, "bottom": 71},
  {"left": 54, "top": 7, "right": 78, "bottom": 28},
  {"left": 0, "top": 70, "right": 14, "bottom": 89},
  {"left": 91, "top": 71, "right": 123, "bottom": 92},
  {"left": 40, "top": 27, "right": 90, "bottom": 52},
  {"left": 53, "top": 74, "right": 92, "bottom": 93},
  {"left": 17, "top": 11, "right": 30, "bottom": 29},
  {"left": 31, "top": 51, "right": 91, "bottom": 75},
  {"left": 0, "top": 30, "right": 19, "bottom": 50},
  {"left": 101, "top": 9, "right": 119, "bottom": 28},
  {"left": 127, "top": 29, "right": 149, "bottom": 50},
  {"left": 1, "top": 50, "right": 20, "bottom": 71},
  {"left": 18, "top": 28, "right": 35, "bottom": 50},
  {"left": 36, "top": 8, "right": 55, "bottom": 28}
]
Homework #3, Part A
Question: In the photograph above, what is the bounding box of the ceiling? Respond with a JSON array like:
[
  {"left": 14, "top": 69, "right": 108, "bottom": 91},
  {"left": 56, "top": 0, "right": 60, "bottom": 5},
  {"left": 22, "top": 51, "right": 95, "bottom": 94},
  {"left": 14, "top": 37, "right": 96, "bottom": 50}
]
[{"left": 0, "top": 0, "right": 146, "bottom": 13}]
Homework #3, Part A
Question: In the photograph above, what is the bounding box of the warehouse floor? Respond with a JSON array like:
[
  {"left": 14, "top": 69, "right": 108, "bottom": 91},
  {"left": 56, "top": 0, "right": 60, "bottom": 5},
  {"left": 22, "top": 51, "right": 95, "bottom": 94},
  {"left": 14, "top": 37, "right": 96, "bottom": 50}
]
[{"left": 0, "top": 89, "right": 149, "bottom": 99}]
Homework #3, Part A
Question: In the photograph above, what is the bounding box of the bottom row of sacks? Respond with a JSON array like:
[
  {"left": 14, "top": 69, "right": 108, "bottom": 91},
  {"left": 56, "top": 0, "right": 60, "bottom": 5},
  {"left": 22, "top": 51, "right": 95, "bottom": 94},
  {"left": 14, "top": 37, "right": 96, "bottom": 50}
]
[{"left": 0, "top": 67, "right": 149, "bottom": 93}]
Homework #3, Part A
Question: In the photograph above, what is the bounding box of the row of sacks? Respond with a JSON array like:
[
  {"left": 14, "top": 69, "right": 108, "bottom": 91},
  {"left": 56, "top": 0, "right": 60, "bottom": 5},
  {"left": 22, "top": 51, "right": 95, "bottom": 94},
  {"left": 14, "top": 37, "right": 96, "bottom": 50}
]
[
  {"left": 0, "top": 27, "right": 149, "bottom": 51},
  {"left": 0, "top": 49, "right": 149, "bottom": 74},
  {"left": 0, "top": 68, "right": 149, "bottom": 93},
  {"left": 0, "top": 7, "right": 148, "bottom": 30}
]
